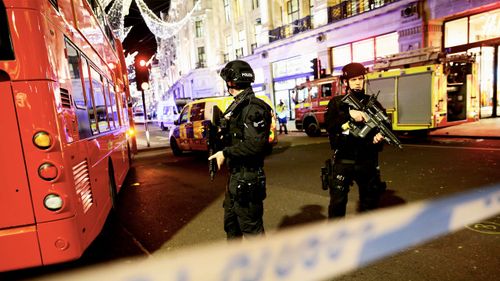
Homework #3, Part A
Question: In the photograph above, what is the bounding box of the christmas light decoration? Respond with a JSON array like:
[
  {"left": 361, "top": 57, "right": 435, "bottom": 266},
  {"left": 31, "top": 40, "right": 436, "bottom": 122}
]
[
  {"left": 106, "top": 0, "right": 133, "bottom": 41},
  {"left": 98, "top": 0, "right": 113, "bottom": 9},
  {"left": 135, "top": 0, "right": 200, "bottom": 39},
  {"left": 102, "top": 0, "right": 199, "bottom": 42},
  {"left": 125, "top": 51, "right": 138, "bottom": 68}
]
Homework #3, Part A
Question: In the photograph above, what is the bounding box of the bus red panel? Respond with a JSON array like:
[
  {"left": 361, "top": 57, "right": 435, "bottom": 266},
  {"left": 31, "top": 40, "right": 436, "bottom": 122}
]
[
  {"left": 0, "top": 82, "right": 35, "bottom": 229},
  {"left": 36, "top": 216, "right": 83, "bottom": 266},
  {"left": 4, "top": 8, "right": 55, "bottom": 82},
  {"left": 0, "top": 226, "right": 42, "bottom": 271}
]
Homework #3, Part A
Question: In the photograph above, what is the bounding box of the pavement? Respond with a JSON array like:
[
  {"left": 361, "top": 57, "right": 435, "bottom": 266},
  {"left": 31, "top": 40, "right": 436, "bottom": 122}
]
[
  {"left": 428, "top": 117, "right": 500, "bottom": 139},
  {"left": 133, "top": 117, "right": 500, "bottom": 152}
]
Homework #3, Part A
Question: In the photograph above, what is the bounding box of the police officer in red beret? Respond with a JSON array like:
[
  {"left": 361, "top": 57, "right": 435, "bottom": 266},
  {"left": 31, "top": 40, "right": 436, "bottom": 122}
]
[{"left": 324, "top": 62, "right": 387, "bottom": 218}]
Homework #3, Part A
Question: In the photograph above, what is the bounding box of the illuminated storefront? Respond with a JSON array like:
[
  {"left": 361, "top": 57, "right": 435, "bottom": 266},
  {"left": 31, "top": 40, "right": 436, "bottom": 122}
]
[
  {"left": 444, "top": 8, "right": 500, "bottom": 118},
  {"left": 271, "top": 56, "right": 315, "bottom": 120}
]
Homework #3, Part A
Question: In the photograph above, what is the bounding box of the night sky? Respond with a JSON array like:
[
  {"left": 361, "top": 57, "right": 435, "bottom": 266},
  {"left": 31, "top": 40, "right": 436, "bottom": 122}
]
[{"left": 119, "top": 0, "right": 171, "bottom": 59}]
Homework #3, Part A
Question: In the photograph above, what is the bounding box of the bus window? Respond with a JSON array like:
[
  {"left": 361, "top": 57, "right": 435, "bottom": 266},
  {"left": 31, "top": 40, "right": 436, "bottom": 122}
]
[
  {"left": 108, "top": 85, "right": 119, "bottom": 127},
  {"left": 90, "top": 67, "right": 109, "bottom": 133},
  {"left": 65, "top": 41, "right": 92, "bottom": 139},
  {"left": 81, "top": 58, "right": 99, "bottom": 135},
  {"left": 104, "top": 80, "right": 115, "bottom": 129},
  {"left": 121, "top": 95, "right": 129, "bottom": 124},
  {"left": 0, "top": 1, "right": 14, "bottom": 60}
]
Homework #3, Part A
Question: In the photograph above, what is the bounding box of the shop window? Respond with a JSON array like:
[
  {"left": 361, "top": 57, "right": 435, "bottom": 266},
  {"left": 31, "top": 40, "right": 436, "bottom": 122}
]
[
  {"left": 375, "top": 32, "right": 398, "bottom": 58},
  {"left": 444, "top": 18, "right": 468, "bottom": 47},
  {"left": 353, "top": 38, "right": 374, "bottom": 63},
  {"left": 469, "top": 9, "right": 500, "bottom": 43},
  {"left": 332, "top": 44, "right": 352, "bottom": 69}
]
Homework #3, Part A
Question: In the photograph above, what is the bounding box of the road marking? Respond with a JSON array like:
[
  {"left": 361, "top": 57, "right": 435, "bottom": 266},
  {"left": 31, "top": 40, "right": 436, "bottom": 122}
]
[
  {"left": 402, "top": 144, "right": 500, "bottom": 151},
  {"left": 466, "top": 221, "right": 500, "bottom": 235}
]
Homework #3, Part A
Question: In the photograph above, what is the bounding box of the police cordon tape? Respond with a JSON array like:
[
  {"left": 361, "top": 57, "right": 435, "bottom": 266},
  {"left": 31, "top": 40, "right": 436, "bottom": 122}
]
[{"left": 35, "top": 184, "right": 500, "bottom": 281}]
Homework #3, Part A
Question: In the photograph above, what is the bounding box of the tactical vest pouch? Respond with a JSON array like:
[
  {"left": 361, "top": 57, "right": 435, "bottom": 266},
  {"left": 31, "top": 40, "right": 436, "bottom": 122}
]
[{"left": 235, "top": 169, "right": 266, "bottom": 205}]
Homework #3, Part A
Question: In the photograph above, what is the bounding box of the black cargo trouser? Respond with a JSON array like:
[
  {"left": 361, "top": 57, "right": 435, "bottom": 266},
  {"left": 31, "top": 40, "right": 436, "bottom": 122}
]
[
  {"left": 328, "top": 160, "right": 385, "bottom": 218},
  {"left": 223, "top": 167, "right": 266, "bottom": 239}
]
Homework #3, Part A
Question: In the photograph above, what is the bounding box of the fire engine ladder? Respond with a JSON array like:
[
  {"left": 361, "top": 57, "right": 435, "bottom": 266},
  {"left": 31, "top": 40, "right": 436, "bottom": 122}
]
[{"left": 373, "top": 47, "right": 444, "bottom": 71}]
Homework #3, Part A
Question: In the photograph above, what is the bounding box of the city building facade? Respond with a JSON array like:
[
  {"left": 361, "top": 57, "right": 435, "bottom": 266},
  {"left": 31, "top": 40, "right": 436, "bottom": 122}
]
[{"left": 159, "top": 0, "right": 499, "bottom": 120}]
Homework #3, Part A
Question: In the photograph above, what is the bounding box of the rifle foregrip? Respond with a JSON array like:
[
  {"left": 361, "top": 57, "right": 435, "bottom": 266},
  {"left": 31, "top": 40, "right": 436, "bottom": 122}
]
[{"left": 380, "top": 125, "right": 402, "bottom": 148}]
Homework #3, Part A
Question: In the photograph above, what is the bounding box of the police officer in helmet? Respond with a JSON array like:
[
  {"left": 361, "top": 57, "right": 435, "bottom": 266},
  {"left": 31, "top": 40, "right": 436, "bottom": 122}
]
[
  {"left": 208, "top": 60, "right": 272, "bottom": 239},
  {"left": 324, "top": 62, "right": 386, "bottom": 218}
]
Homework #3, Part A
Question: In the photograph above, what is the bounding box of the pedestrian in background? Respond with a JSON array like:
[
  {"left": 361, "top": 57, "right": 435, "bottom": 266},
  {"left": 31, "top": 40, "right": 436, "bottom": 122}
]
[
  {"left": 208, "top": 60, "right": 272, "bottom": 239},
  {"left": 276, "top": 99, "right": 288, "bottom": 134},
  {"left": 324, "top": 62, "right": 387, "bottom": 218}
]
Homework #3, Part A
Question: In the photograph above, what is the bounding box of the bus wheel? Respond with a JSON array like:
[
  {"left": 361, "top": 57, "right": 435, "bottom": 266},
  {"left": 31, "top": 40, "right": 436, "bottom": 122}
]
[
  {"left": 170, "top": 137, "right": 182, "bottom": 156},
  {"left": 305, "top": 122, "right": 320, "bottom": 137},
  {"left": 108, "top": 161, "right": 118, "bottom": 210}
]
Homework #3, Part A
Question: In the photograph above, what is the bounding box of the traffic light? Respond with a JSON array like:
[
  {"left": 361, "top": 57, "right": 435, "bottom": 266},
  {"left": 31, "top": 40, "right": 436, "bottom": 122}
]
[
  {"left": 310, "top": 58, "right": 321, "bottom": 80},
  {"left": 134, "top": 57, "right": 150, "bottom": 91}
]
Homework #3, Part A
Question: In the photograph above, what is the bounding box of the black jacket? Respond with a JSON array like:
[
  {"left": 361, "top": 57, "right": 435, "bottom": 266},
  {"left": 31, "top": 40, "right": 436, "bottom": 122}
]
[
  {"left": 222, "top": 88, "right": 272, "bottom": 168},
  {"left": 325, "top": 91, "right": 384, "bottom": 162}
]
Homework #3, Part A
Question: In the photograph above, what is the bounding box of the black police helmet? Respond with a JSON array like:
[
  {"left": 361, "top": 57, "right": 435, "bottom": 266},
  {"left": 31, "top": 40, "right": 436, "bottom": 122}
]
[
  {"left": 341, "top": 62, "right": 367, "bottom": 81},
  {"left": 220, "top": 60, "right": 255, "bottom": 84}
]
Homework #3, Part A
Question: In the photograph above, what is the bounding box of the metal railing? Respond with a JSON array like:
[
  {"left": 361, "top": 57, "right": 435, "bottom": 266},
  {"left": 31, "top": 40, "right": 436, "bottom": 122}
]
[
  {"left": 268, "top": 15, "right": 312, "bottom": 43},
  {"left": 328, "top": 0, "right": 399, "bottom": 24}
]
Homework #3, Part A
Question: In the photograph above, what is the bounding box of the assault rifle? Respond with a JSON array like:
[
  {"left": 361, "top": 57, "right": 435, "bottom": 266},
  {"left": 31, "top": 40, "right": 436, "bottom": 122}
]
[
  {"left": 208, "top": 105, "right": 225, "bottom": 181},
  {"left": 341, "top": 91, "right": 403, "bottom": 149}
]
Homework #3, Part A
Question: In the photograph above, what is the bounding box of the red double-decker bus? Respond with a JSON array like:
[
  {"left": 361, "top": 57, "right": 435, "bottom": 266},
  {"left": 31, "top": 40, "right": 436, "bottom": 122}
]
[{"left": 0, "top": 0, "right": 134, "bottom": 271}]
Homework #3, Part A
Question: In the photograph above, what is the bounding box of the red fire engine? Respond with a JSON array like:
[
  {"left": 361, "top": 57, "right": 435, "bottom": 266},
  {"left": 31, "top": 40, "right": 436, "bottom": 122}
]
[
  {"left": 293, "top": 76, "right": 343, "bottom": 136},
  {"left": 293, "top": 47, "right": 479, "bottom": 136}
]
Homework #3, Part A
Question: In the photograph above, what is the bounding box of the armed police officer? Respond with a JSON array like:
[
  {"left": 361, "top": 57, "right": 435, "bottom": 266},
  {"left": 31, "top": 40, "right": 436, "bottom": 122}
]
[
  {"left": 208, "top": 60, "right": 272, "bottom": 239},
  {"left": 324, "top": 62, "right": 387, "bottom": 218}
]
